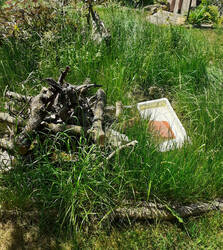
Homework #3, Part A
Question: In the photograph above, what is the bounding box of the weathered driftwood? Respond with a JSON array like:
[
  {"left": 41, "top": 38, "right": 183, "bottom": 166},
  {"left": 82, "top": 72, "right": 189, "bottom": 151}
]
[
  {"left": 105, "top": 128, "right": 130, "bottom": 147},
  {"left": 88, "top": 2, "right": 111, "bottom": 45},
  {"left": 114, "top": 199, "right": 223, "bottom": 222},
  {"left": 106, "top": 140, "right": 138, "bottom": 161},
  {"left": 58, "top": 66, "right": 70, "bottom": 85},
  {"left": 88, "top": 88, "right": 106, "bottom": 146},
  {"left": 5, "top": 90, "right": 31, "bottom": 102},
  {"left": 0, "top": 149, "right": 15, "bottom": 172},
  {"left": 0, "top": 112, "right": 24, "bottom": 127},
  {"left": 115, "top": 101, "right": 123, "bottom": 118},
  {"left": 45, "top": 123, "right": 83, "bottom": 135},
  {"left": 105, "top": 105, "right": 133, "bottom": 111},
  {"left": 0, "top": 138, "right": 14, "bottom": 151},
  {"left": 1, "top": 67, "right": 135, "bottom": 163},
  {"left": 15, "top": 87, "right": 55, "bottom": 154}
]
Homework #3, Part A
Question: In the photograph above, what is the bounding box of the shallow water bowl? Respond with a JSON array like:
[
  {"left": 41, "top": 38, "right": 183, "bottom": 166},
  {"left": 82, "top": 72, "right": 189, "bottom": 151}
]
[{"left": 137, "top": 98, "right": 189, "bottom": 152}]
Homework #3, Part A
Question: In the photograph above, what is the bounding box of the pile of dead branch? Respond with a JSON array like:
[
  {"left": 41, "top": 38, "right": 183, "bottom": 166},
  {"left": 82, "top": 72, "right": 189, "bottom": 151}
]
[{"left": 0, "top": 67, "right": 137, "bottom": 171}]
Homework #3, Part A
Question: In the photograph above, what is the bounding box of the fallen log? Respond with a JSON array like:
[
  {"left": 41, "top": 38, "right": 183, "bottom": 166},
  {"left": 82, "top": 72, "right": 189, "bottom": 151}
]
[{"left": 113, "top": 199, "right": 223, "bottom": 222}]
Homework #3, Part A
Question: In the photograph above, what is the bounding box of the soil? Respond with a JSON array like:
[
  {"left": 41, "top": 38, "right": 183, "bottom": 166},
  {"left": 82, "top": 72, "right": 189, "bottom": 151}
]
[{"left": 0, "top": 209, "right": 60, "bottom": 250}]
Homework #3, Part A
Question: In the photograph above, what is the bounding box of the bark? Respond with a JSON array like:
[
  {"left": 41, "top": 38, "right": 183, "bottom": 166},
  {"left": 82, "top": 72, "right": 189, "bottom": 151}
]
[
  {"left": 105, "top": 128, "right": 130, "bottom": 147},
  {"left": 88, "top": 88, "right": 106, "bottom": 146},
  {"left": 0, "top": 112, "right": 25, "bottom": 127},
  {"left": 114, "top": 199, "right": 223, "bottom": 222},
  {"left": 105, "top": 140, "right": 138, "bottom": 161},
  {"left": 5, "top": 91, "right": 31, "bottom": 102},
  {"left": 0, "top": 149, "right": 15, "bottom": 172},
  {"left": 15, "top": 87, "right": 55, "bottom": 155},
  {"left": 89, "top": 4, "right": 111, "bottom": 45},
  {"left": 0, "top": 138, "right": 14, "bottom": 151},
  {"left": 45, "top": 123, "right": 83, "bottom": 135},
  {"left": 115, "top": 101, "right": 123, "bottom": 118}
]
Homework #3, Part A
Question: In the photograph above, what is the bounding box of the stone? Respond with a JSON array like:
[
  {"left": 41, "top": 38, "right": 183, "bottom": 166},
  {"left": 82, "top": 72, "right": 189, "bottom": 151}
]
[
  {"left": 147, "top": 10, "right": 186, "bottom": 25},
  {"left": 143, "top": 4, "right": 168, "bottom": 15}
]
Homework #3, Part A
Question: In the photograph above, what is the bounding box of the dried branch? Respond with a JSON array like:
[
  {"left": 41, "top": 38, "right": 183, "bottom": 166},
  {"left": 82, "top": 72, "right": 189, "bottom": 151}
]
[
  {"left": 88, "top": 88, "right": 106, "bottom": 145},
  {"left": 58, "top": 66, "right": 70, "bottom": 85},
  {"left": 106, "top": 140, "right": 138, "bottom": 161},
  {"left": 0, "top": 149, "right": 15, "bottom": 172},
  {"left": 88, "top": 3, "right": 111, "bottom": 44},
  {"left": 105, "top": 128, "right": 130, "bottom": 147},
  {"left": 45, "top": 123, "right": 84, "bottom": 135},
  {"left": 115, "top": 101, "right": 123, "bottom": 118},
  {"left": 0, "top": 112, "right": 25, "bottom": 127},
  {"left": 0, "top": 138, "right": 14, "bottom": 151},
  {"left": 5, "top": 91, "right": 32, "bottom": 102},
  {"left": 114, "top": 199, "right": 223, "bottom": 222}
]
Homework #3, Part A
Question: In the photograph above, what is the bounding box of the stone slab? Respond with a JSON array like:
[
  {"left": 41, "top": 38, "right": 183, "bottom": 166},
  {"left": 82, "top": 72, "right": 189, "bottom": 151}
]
[{"left": 147, "top": 10, "right": 186, "bottom": 25}]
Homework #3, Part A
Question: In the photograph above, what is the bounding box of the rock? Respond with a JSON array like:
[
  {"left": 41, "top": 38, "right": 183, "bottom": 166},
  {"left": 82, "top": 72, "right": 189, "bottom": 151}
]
[
  {"left": 147, "top": 10, "right": 186, "bottom": 25},
  {"left": 143, "top": 4, "right": 168, "bottom": 15}
]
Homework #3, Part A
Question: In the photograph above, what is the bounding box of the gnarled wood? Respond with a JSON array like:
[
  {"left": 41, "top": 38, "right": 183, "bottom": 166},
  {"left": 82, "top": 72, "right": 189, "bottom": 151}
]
[
  {"left": 88, "top": 3, "right": 111, "bottom": 45},
  {"left": 0, "top": 149, "right": 15, "bottom": 172},
  {"left": 115, "top": 101, "right": 123, "bottom": 118},
  {"left": 88, "top": 88, "right": 106, "bottom": 146},
  {"left": 5, "top": 91, "right": 31, "bottom": 102},
  {"left": 0, "top": 112, "right": 25, "bottom": 127},
  {"left": 114, "top": 199, "right": 223, "bottom": 222},
  {"left": 0, "top": 138, "right": 14, "bottom": 151},
  {"left": 58, "top": 66, "right": 70, "bottom": 85},
  {"left": 16, "top": 87, "right": 55, "bottom": 155},
  {"left": 105, "top": 128, "right": 130, "bottom": 147},
  {"left": 106, "top": 140, "right": 137, "bottom": 161},
  {"left": 46, "top": 123, "right": 83, "bottom": 135}
]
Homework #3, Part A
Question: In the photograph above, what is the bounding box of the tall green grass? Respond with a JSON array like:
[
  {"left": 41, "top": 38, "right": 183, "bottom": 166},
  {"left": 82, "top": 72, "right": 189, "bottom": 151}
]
[{"left": 0, "top": 2, "right": 223, "bottom": 233}]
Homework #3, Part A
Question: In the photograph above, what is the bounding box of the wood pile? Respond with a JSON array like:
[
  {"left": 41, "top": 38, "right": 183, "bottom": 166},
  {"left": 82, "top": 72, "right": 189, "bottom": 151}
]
[{"left": 0, "top": 67, "right": 137, "bottom": 171}]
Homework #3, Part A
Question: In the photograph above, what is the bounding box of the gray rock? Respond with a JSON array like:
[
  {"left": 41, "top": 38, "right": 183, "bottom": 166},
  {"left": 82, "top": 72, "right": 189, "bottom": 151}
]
[{"left": 147, "top": 10, "right": 186, "bottom": 25}]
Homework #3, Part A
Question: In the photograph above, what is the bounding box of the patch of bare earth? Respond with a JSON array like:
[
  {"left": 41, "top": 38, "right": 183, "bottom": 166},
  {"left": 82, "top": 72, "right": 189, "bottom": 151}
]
[{"left": 0, "top": 210, "right": 58, "bottom": 250}]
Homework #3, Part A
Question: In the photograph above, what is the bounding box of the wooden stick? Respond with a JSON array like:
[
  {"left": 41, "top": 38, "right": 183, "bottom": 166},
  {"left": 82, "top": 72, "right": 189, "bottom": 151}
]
[
  {"left": 46, "top": 123, "right": 83, "bottom": 135},
  {"left": 89, "top": 5, "right": 111, "bottom": 44},
  {"left": 0, "top": 138, "right": 14, "bottom": 151},
  {"left": 0, "top": 149, "right": 15, "bottom": 172},
  {"left": 114, "top": 199, "right": 223, "bottom": 222},
  {"left": 105, "top": 105, "right": 133, "bottom": 113},
  {"left": 58, "top": 66, "right": 70, "bottom": 85},
  {"left": 105, "top": 128, "right": 130, "bottom": 147},
  {"left": 5, "top": 91, "right": 32, "bottom": 102},
  {"left": 106, "top": 140, "right": 138, "bottom": 161},
  {"left": 0, "top": 112, "right": 25, "bottom": 127},
  {"left": 115, "top": 101, "right": 123, "bottom": 118},
  {"left": 88, "top": 88, "right": 106, "bottom": 146}
]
